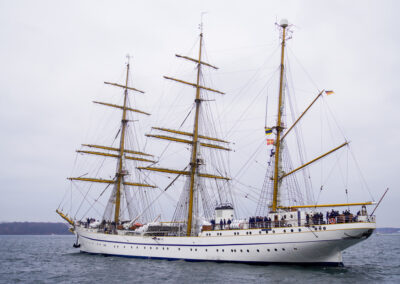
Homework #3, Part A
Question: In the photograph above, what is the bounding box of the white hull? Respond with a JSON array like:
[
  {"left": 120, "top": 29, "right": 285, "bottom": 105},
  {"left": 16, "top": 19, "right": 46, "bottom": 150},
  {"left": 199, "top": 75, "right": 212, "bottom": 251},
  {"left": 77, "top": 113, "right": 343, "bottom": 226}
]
[{"left": 74, "top": 222, "right": 375, "bottom": 266}]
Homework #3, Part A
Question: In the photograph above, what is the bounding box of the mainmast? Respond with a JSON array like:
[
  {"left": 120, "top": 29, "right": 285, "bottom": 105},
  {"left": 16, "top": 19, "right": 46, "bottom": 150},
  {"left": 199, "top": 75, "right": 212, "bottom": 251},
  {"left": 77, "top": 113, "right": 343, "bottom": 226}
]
[
  {"left": 139, "top": 24, "right": 229, "bottom": 236},
  {"left": 272, "top": 19, "right": 288, "bottom": 212},
  {"left": 186, "top": 31, "right": 204, "bottom": 236}
]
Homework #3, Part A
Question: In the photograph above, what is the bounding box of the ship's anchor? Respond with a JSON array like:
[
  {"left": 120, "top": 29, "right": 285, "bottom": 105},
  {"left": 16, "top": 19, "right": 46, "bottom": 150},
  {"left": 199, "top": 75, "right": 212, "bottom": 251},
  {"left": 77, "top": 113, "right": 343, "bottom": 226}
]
[{"left": 73, "top": 235, "right": 81, "bottom": 248}]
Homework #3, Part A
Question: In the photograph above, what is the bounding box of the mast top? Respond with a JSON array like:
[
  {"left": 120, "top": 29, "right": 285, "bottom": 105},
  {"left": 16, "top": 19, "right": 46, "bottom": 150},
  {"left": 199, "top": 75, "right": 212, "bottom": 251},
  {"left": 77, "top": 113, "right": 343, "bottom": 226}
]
[
  {"left": 126, "top": 54, "right": 131, "bottom": 65},
  {"left": 279, "top": 19, "right": 289, "bottom": 28}
]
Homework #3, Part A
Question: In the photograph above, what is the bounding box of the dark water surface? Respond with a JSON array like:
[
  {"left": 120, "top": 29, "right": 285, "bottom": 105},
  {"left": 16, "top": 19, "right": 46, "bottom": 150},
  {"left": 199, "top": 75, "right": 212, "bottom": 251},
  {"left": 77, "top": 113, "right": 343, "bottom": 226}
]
[{"left": 0, "top": 234, "right": 399, "bottom": 283}]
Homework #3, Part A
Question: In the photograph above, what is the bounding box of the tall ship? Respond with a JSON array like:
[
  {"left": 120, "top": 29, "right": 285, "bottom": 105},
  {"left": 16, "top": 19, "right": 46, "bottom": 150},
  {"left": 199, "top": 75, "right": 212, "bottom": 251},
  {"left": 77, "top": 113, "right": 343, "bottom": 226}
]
[{"left": 57, "top": 19, "right": 378, "bottom": 266}]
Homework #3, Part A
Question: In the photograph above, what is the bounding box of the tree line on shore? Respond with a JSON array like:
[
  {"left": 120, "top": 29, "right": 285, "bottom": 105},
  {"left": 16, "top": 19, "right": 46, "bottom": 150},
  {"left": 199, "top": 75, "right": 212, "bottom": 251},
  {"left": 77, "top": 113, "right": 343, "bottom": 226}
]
[{"left": 0, "top": 222, "right": 70, "bottom": 235}]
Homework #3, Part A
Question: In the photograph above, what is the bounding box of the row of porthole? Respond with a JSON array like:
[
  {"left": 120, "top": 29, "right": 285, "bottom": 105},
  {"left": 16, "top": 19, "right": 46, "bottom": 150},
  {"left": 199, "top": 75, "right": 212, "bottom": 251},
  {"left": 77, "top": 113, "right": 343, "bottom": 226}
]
[
  {"left": 103, "top": 244, "right": 293, "bottom": 253},
  {"left": 205, "top": 227, "right": 326, "bottom": 237}
]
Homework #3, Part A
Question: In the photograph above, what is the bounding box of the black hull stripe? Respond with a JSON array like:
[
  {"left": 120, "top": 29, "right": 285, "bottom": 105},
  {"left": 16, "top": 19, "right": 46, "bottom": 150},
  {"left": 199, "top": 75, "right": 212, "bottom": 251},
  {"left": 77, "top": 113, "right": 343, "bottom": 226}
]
[{"left": 80, "top": 251, "right": 344, "bottom": 267}]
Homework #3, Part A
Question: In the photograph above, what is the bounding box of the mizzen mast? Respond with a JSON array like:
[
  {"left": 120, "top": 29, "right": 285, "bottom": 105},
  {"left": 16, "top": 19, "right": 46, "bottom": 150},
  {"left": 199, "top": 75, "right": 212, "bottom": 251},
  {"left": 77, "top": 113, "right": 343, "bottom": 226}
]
[{"left": 272, "top": 19, "right": 288, "bottom": 212}]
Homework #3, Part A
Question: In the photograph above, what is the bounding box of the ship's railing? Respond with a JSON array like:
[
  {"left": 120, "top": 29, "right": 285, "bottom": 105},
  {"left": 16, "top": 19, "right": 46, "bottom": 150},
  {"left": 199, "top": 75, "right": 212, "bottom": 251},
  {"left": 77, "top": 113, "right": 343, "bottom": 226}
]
[
  {"left": 203, "top": 215, "right": 376, "bottom": 231},
  {"left": 73, "top": 214, "right": 376, "bottom": 234}
]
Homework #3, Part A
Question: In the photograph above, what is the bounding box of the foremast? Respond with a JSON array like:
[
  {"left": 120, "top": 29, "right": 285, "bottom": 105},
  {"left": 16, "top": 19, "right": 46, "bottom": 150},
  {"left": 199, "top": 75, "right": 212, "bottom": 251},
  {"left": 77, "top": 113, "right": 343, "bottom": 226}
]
[
  {"left": 114, "top": 62, "right": 132, "bottom": 224},
  {"left": 67, "top": 60, "right": 156, "bottom": 225}
]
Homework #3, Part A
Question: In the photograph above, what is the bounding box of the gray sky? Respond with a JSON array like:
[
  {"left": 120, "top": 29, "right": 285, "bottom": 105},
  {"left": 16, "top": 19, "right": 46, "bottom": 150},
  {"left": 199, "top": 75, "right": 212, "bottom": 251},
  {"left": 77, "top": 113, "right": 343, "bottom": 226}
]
[{"left": 1, "top": 0, "right": 399, "bottom": 227}]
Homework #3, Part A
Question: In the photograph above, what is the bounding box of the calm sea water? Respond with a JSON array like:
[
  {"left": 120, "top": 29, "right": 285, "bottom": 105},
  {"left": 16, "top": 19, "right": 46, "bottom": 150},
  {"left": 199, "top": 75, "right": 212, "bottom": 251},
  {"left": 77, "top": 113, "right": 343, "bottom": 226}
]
[{"left": 0, "top": 234, "right": 399, "bottom": 284}]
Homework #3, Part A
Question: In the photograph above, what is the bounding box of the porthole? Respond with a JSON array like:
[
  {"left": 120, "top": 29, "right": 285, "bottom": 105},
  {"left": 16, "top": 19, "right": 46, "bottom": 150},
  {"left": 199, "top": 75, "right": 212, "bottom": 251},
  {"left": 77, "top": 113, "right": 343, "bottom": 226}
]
[
  {"left": 190, "top": 248, "right": 193, "bottom": 251},
  {"left": 222, "top": 249, "right": 224, "bottom": 252},
  {"left": 298, "top": 228, "right": 301, "bottom": 232},
  {"left": 246, "top": 232, "right": 248, "bottom": 235},
  {"left": 282, "top": 248, "right": 285, "bottom": 251},
  {"left": 283, "top": 230, "right": 286, "bottom": 233},
  {"left": 272, "top": 230, "right": 275, "bottom": 233},
  {"left": 216, "top": 249, "right": 219, "bottom": 252},
  {"left": 240, "top": 249, "right": 243, "bottom": 252},
  {"left": 144, "top": 247, "right": 146, "bottom": 249},
  {"left": 178, "top": 248, "right": 180, "bottom": 251},
  {"left": 136, "top": 246, "right": 138, "bottom": 249},
  {"left": 205, "top": 249, "right": 208, "bottom": 252},
  {"left": 150, "top": 247, "right": 152, "bottom": 250},
  {"left": 231, "top": 249, "right": 234, "bottom": 252},
  {"left": 323, "top": 227, "right": 326, "bottom": 230},
  {"left": 257, "top": 249, "right": 260, "bottom": 252},
  {"left": 291, "top": 229, "right": 294, "bottom": 232},
  {"left": 195, "top": 249, "right": 197, "bottom": 252},
  {"left": 167, "top": 247, "right": 169, "bottom": 250},
  {"left": 267, "top": 249, "right": 270, "bottom": 252},
  {"left": 247, "top": 249, "right": 249, "bottom": 253},
  {"left": 249, "top": 232, "right": 252, "bottom": 235},
  {"left": 259, "top": 231, "right": 262, "bottom": 234},
  {"left": 274, "top": 248, "right": 277, "bottom": 251}
]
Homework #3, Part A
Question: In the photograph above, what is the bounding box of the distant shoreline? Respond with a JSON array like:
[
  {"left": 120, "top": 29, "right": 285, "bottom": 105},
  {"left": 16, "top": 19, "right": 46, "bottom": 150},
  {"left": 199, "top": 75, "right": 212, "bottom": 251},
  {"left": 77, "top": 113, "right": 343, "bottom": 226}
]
[
  {"left": 0, "top": 222, "right": 399, "bottom": 235},
  {"left": 0, "top": 222, "right": 70, "bottom": 235}
]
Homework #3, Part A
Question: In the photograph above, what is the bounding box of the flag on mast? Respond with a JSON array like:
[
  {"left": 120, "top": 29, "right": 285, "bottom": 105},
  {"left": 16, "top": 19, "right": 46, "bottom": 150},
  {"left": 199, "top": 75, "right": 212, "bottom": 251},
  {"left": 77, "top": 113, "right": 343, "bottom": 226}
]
[
  {"left": 265, "top": 127, "right": 272, "bottom": 135},
  {"left": 325, "top": 90, "right": 334, "bottom": 95},
  {"left": 267, "top": 139, "right": 274, "bottom": 145}
]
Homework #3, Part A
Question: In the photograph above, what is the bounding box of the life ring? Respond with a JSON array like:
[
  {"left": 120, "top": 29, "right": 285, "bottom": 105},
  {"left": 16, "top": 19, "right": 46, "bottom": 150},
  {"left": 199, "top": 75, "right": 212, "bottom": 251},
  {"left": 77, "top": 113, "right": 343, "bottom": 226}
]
[{"left": 329, "top": 218, "right": 336, "bottom": 224}]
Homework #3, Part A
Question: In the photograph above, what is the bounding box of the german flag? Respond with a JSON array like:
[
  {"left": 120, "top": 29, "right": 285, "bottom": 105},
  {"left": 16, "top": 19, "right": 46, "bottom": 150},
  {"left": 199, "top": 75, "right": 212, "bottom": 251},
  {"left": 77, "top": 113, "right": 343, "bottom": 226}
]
[{"left": 325, "top": 90, "right": 334, "bottom": 95}]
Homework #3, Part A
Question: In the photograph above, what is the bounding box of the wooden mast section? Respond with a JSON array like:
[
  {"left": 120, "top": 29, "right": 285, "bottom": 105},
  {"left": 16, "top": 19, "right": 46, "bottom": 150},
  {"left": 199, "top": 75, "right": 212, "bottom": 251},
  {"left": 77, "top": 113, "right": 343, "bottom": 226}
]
[
  {"left": 68, "top": 60, "right": 156, "bottom": 225},
  {"left": 114, "top": 63, "right": 131, "bottom": 224},
  {"left": 186, "top": 31, "right": 204, "bottom": 236},
  {"left": 270, "top": 22, "right": 350, "bottom": 211},
  {"left": 140, "top": 28, "right": 227, "bottom": 236},
  {"left": 272, "top": 20, "right": 288, "bottom": 212}
]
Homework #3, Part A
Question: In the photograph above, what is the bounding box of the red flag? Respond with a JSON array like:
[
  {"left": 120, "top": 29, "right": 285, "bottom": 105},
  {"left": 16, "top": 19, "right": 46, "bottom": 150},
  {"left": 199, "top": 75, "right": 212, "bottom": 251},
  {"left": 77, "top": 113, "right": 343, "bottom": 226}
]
[{"left": 267, "top": 139, "right": 274, "bottom": 145}]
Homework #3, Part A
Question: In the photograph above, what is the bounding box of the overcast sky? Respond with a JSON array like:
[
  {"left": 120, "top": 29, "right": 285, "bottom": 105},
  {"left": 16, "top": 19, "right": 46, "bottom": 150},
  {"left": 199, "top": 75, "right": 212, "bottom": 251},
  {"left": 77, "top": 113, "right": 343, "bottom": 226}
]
[{"left": 0, "top": 0, "right": 399, "bottom": 227}]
